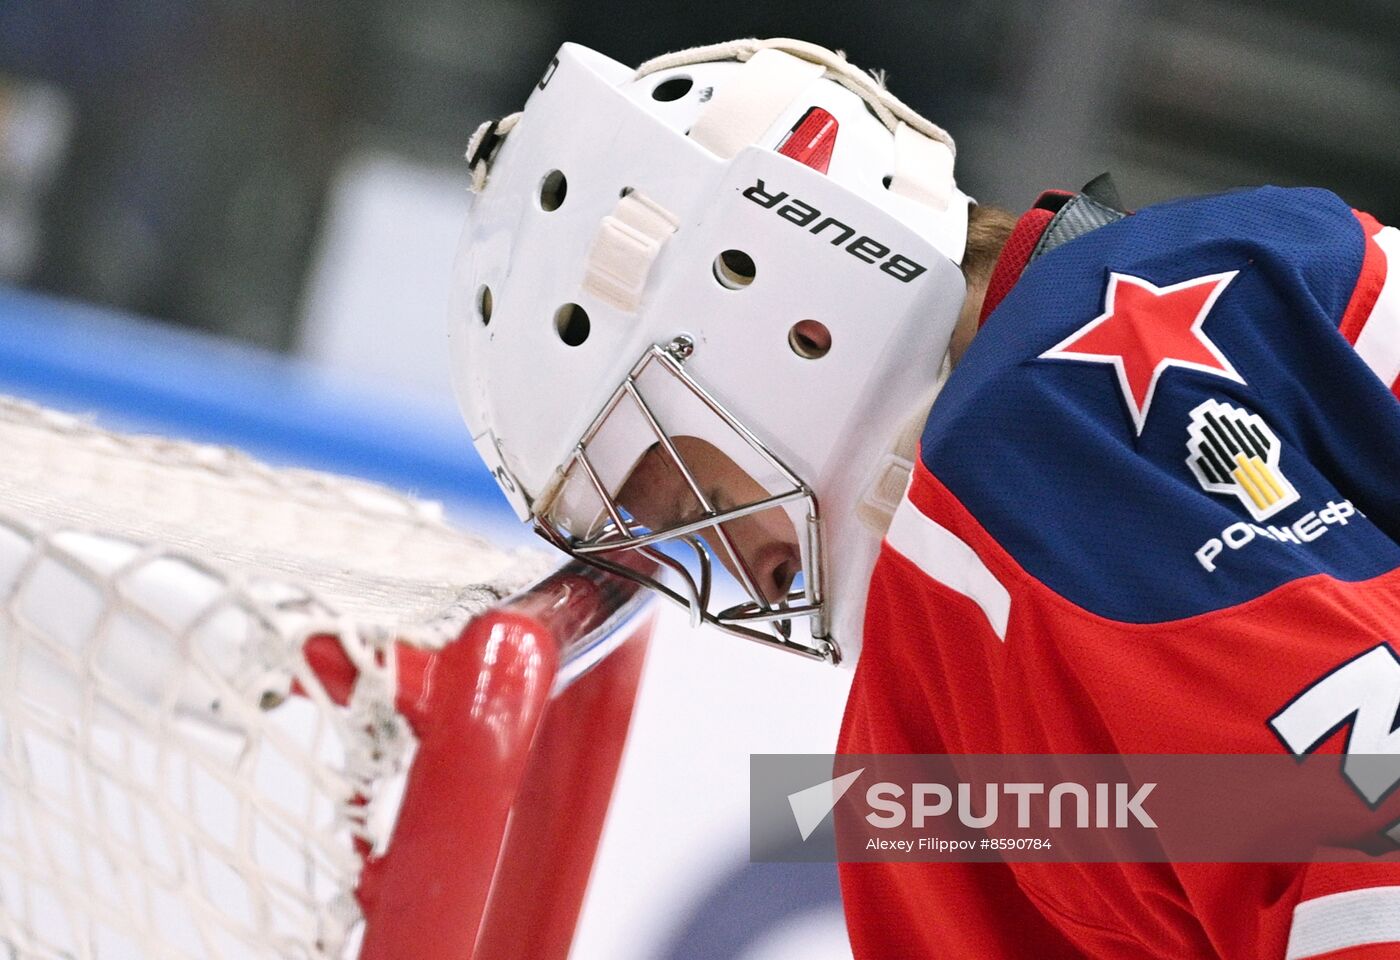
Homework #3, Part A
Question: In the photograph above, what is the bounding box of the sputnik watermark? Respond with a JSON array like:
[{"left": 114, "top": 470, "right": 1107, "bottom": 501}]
[
  {"left": 752, "top": 754, "right": 1400, "bottom": 863},
  {"left": 864, "top": 779, "right": 1156, "bottom": 830},
  {"left": 866, "top": 837, "right": 1054, "bottom": 853},
  {"left": 787, "top": 768, "right": 864, "bottom": 841},
  {"left": 787, "top": 771, "right": 1153, "bottom": 853}
]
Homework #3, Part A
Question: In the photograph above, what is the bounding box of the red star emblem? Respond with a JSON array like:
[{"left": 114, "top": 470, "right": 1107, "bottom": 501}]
[{"left": 1040, "top": 271, "right": 1243, "bottom": 434}]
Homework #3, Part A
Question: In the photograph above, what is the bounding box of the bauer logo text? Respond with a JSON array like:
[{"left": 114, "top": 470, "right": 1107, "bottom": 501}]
[{"left": 742, "top": 179, "right": 927, "bottom": 283}]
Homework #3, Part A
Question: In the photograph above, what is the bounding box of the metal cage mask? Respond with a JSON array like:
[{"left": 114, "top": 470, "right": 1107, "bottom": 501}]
[{"left": 533, "top": 338, "right": 838, "bottom": 663}]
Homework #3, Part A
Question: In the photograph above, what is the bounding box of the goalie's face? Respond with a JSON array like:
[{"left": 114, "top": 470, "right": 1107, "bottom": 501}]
[
  {"left": 528, "top": 341, "right": 831, "bottom": 661},
  {"left": 617, "top": 436, "right": 802, "bottom": 605}
]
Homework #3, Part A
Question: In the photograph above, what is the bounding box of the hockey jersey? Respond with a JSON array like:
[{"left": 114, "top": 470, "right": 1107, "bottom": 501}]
[{"left": 838, "top": 186, "right": 1400, "bottom": 959}]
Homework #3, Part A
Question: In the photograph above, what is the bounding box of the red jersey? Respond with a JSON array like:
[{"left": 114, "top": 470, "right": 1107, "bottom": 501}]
[{"left": 839, "top": 186, "right": 1400, "bottom": 959}]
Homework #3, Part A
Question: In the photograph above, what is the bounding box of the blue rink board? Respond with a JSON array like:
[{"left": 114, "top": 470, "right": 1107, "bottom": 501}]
[{"left": 0, "top": 285, "right": 507, "bottom": 516}]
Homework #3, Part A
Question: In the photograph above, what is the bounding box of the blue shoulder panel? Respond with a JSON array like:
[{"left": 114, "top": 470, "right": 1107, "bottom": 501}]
[{"left": 923, "top": 186, "right": 1400, "bottom": 623}]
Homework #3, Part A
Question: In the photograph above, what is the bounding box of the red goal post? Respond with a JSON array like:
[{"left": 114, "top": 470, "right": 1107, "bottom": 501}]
[
  {"left": 314, "top": 559, "right": 654, "bottom": 960},
  {"left": 0, "top": 396, "right": 655, "bottom": 959}
]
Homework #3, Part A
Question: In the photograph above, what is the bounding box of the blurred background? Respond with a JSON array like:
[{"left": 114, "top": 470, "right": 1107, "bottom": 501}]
[
  {"left": 1, "top": 1, "right": 1398, "bottom": 957},
  {"left": 3, "top": 0, "right": 1398, "bottom": 367}
]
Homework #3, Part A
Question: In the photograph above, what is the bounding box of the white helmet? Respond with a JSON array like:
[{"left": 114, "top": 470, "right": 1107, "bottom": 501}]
[{"left": 451, "top": 38, "right": 971, "bottom": 664}]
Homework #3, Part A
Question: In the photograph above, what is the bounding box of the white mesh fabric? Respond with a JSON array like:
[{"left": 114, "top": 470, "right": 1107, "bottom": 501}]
[{"left": 0, "top": 397, "right": 551, "bottom": 959}]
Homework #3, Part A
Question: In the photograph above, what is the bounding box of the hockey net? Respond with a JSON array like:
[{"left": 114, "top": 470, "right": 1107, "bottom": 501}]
[{"left": 0, "top": 397, "right": 655, "bottom": 959}]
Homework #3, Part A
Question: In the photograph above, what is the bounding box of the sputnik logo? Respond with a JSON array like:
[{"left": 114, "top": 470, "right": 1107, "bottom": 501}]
[
  {"left": 788, "top": 768, "right": 864, "bottom": 841},
  {"left": 1040, "top": 271, "right": 1243, "bottom": 434}
]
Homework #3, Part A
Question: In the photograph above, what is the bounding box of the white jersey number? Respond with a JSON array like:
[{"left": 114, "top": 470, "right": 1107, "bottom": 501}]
[{"left": 1270, "top": 644, "right": 1400, "bottom": 806}]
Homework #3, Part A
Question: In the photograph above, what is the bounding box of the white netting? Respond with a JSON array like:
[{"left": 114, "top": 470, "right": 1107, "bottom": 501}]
[{"left": 0, "top": 397, "right": 551, "bottom": 959}]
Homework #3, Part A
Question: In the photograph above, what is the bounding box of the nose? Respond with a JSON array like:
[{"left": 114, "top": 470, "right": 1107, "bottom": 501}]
[{"left": 751, "top": 544, "right": 800, "bottom": 605}]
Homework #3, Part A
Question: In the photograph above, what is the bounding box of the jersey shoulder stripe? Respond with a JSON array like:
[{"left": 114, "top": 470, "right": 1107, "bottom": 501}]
[
  {"left": 1338, "top": 211, "right": 1388, "bottom": 344},
  {"left": 1342, "top": 211, "right": 1400, "bottom": 396},
  {"left": 885, "top": 489, "right": 1010, "bottom": 640}
]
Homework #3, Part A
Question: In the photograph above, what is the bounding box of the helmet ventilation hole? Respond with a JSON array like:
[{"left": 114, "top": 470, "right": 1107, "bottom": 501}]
[
  {"left": 788, "top": 320, "right": 832, "bottom": 359},
  {"left": 881, "top": 174, "right": 893, "bottom": 189},
  {"left": 619, "top": 186, "right": 634, "bottom": 198},
  {"left": 651, "top": 76, "right": 693, "bottom": 102},
  {"left": 476, "top": 285, "right": 493, "bottom": 325},
  {"left": 712, "top": 249, "right": 756, "bottom": 290},
  {"left": 539, "top": 170, "right": 568, "bottom": 211},
  {"left": 554, "top": 303, "right": 591, "bottom": 346}
]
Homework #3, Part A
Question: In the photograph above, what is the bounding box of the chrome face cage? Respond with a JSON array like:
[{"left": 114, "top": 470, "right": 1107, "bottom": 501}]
[{"left": 533, "top": 338, "right": 840, "bottom": 663}]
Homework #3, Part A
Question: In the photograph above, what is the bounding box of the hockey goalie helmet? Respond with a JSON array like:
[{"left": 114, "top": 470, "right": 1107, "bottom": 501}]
[{"left": 452, "top": 39, "right": 971, "bottom": 664}]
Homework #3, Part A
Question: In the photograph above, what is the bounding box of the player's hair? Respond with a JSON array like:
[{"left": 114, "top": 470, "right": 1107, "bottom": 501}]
[
  {"left": 962, "top": 203, "right": 1017, "bottom": 287},
  {"left": 946, "top": 203, "right": 1016, "bottom": 367}
]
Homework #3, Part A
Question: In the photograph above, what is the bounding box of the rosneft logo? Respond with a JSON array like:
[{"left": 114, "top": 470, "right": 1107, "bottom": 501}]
[{"left": 1185, "top": 399, "right": 1298, "bottom": 521}]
